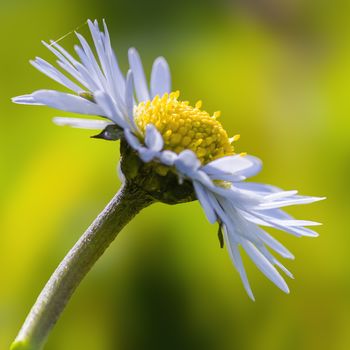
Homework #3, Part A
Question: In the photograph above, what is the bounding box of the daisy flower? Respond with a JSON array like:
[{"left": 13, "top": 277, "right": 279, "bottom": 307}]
[{"left": 13, "top": 19, "right": 324, "bottom": 301}]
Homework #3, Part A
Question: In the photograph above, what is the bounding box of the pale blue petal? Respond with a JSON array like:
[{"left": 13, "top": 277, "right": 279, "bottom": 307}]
[
  {"left": 49, "top": 40, "right": 80, "bottom": 66},
  {"left": 241, "top": 240, "right": 289, "bottom": 293},
  {"left": 257, "top": 208, "right": 293, "bottom": 220},
  {"left": 89, "top": 20, "right": 126, "bottom": 111},
  {"left": 145, "top": 124, "right": 164, "bottom": 152},
  {"left": 150, "top": 57, "right": 171, "bottom": 98},
  {"left": 273, "top": 219, "right": 321, "bottom": 227},
  {"left": 194, "top": 170, "right": 215, "bottom": 188},
  {"left": 249, "top": 211, "right": 319, "bottom": 237},
  {"left": 102, "top": 19, "right": 126, "bottom": 96},
  {"left": 138, "top": 148, "right": 157, "bottom": 162},
  {"left": 174, "top": 150, "right": 201, "bottom": 175},
  {"left": 224, "top": 227, "right": 255, "bottom": 301},
  {"left": 72, "top": 59, "right": 102, "bottom": 91},
  {"left": 42, "top": 40, "right": 69, "bottom": 63},
  {"left": 256, "top": 229, "right": 294, "bottom": 259},
  {"left": 193, "top": 181, "right": 217, "bottom": 224},
  {"left": 32, "top": 90, "right": 104, "bottom": 116},
  {"left": 240, "top": 208, "right": 294, "bottom": 226},
  {"left": 209, "top": 184, "right": 264, "bottom": 207},
  {"left": 206, "top": 192, "right": 232, "bottom": 228},
  {"left": 42, "top": 41, "right": 81, "bottom": 87},
  {"left": 203, "top": 155, "right": 261, "bottom": 179},
  {"left": 244, "top": 210, "right": 321, "bottom": 228},
  {"left": 56, "top": 60, "right": 91, "bottom": 91},
  {"left": 206, "top": 173, "right": 246, "bottom": 182},
  {"left": 87, "top": 20, "right": 111, "bottom": 82},
  {"left": 46, "top": 40, "right": 94, "bottom": 91},
  {"left": 257, "top": 245, "right": 294, "bottom": 278},
  {"left": 236, "top": 156, "right": 262, "bottom": 178},
  {"left": 234, "top": 182, "right": 282, "bottom": 194},
  {"left": 94, "top": 91, "right": 129, "bottom": 128},
  {"left": 128, "top": 48, "right": 150, "bottom": 102},
  {"left": 12, "top": 94, "right": 43, "bottom": 105},
  {"left": 53, "top": 117, "right": 111, "bottom": 130},
  {"left": 257, "top": 196, "right": 326, "bottom": 210},
  {"left": 159, "top": 150, "right": 177, "bottom": 166},
  {"left": 31, "top": 58, "right": 81, "bottom": 93},
  {"left": 74, "top": 45, "right": 104, "bottom": 90},
  {"left": 75, "top": 32, "right": 108, "bottom": 91},
  {"left": 125, "top": 70, "right": 138, "bottom": 130},
  {"left": 124, "top": 129, "right": 141, "bottom": 150},
  {"left": 237, "top": 209, "right": 274, "bottom": 227},
  {"left": 264, "top": 190, "right": 298, "bottom": 200}
]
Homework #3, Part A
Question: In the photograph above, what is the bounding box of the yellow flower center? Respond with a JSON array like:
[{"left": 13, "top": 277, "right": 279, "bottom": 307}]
[{"left": 135, "top": 91, "right": 237, "bottom": 165}]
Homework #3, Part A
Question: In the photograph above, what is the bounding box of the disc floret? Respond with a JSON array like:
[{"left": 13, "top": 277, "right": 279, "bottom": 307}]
[{"left": 135, "top": 91, "right": 236, "bottom": 165}]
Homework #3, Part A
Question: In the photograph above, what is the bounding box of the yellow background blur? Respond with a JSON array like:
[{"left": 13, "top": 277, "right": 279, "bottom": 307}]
[{"left": 1, "top": 0, "right": 349, "bottom": 349}]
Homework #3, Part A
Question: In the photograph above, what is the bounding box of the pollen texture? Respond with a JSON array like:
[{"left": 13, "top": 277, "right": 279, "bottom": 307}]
[{"left": 135, "top": 92, "right": 235, "bottom": 164}]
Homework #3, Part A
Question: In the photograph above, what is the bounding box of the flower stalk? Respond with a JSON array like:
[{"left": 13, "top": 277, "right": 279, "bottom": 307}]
[{"left": 11, "top": 182, "right": 154, "bottom": 350}]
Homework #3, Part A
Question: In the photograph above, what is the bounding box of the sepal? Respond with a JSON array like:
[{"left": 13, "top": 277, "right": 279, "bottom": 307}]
[{"left": 91, "top": 124, "right": 124, "bottom": 141}]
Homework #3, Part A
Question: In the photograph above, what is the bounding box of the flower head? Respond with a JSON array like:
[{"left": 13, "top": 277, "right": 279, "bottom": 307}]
[{"left": 13, "top": 19, "right": 325, "bottom": 300}]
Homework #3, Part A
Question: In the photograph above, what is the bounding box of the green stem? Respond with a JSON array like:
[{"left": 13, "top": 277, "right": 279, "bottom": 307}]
[{"left": 11, "top": 182, "right": 154, "bottom": 350}]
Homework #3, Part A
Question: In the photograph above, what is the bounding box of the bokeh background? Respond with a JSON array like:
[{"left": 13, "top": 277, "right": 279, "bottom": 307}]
[{"left": 1, "top": 0, "right": 349, "bottom": 349}]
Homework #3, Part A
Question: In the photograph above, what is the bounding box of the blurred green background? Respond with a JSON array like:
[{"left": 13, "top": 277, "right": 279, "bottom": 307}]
[{"left": 0, "top": 0, "right": 349, "bottom": 349}]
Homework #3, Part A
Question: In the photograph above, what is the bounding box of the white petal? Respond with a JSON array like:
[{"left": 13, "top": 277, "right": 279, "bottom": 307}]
[
  {"left": 145, "top": 124, "right": 164, "bottom": 152},
  {"left": 32, "top": 90, "right": 105, "bottom": 116},
  {"left": 241, "top": 240, "right": 289, "bottom": 293},
  {"left": 150, "top": 57, "right": 171, "bottom": 98},
  {"left": 128, "top": 48, "right": 150, "bottom": 102},
  {"left": 53, "top": 117, "right": 111, "bottom": 129}
]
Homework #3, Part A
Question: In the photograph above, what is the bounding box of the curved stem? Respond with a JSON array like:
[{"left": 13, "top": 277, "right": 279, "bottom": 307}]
[{"left": 11, "top": 182, "right": 154, "bottom": 350}]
